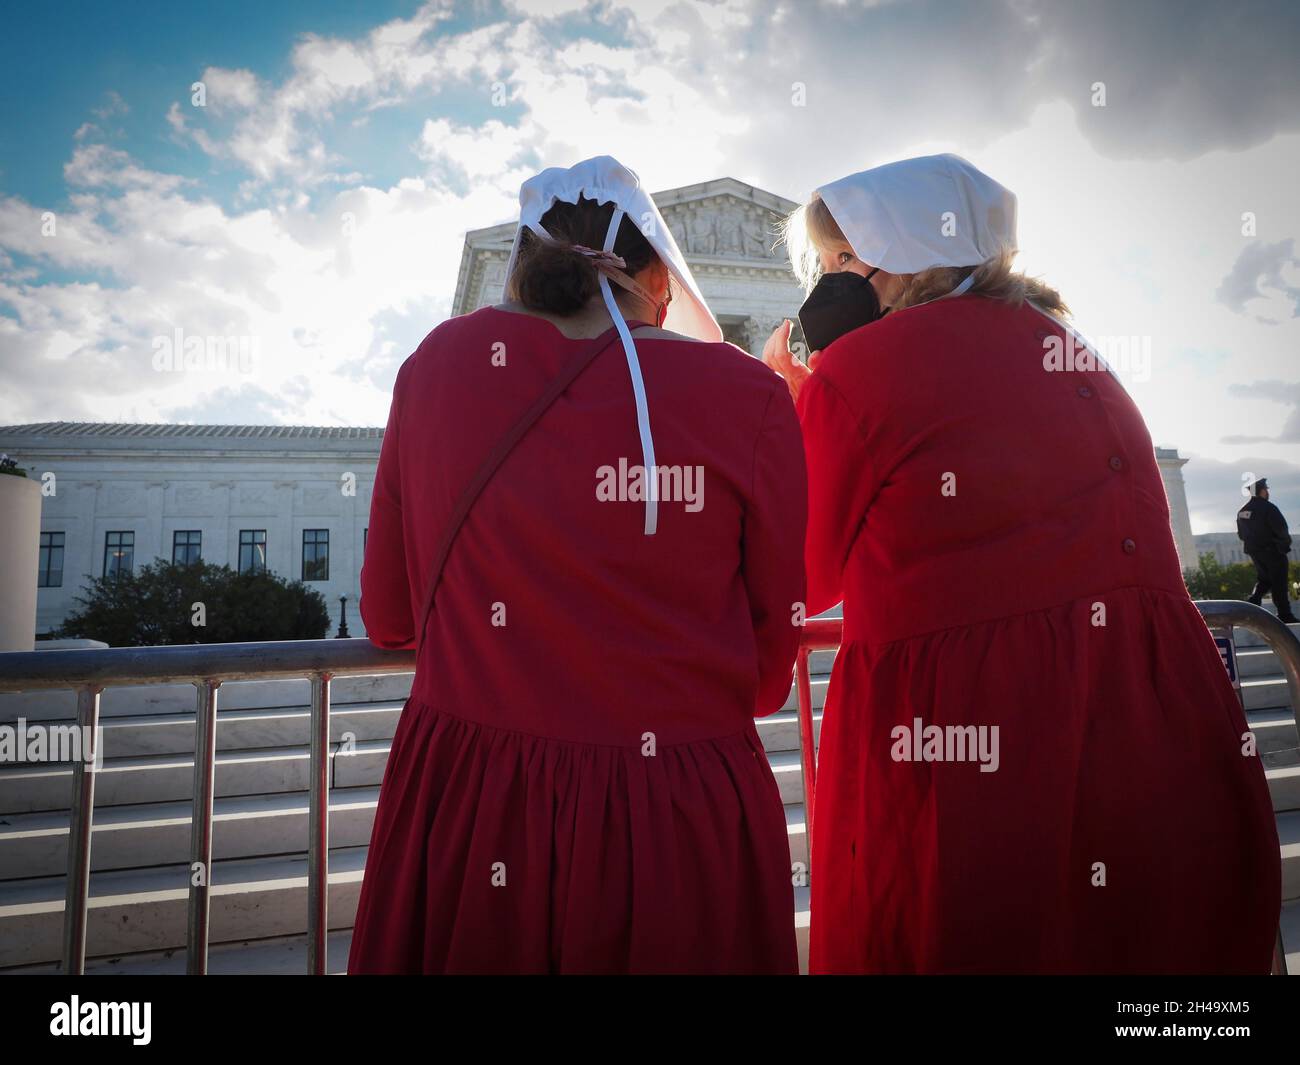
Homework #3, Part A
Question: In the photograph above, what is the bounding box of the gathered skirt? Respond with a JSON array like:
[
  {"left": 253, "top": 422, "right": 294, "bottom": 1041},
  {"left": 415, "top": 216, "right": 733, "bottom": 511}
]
[
  {"left": 809, "top": 587, "right": 1282, "bottom": 974},
  {"left": 347, "top": 697, "right": 798, "bottom": 974}
]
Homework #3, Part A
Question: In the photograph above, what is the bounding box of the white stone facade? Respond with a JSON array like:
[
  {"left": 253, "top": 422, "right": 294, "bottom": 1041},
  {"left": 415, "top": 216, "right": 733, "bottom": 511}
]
[
  {"left": 1194, "top": 531, "right": 1250, "bottom": 567},
  {"left": 0, "top": 425, "right": 378, "bottom": 639}
]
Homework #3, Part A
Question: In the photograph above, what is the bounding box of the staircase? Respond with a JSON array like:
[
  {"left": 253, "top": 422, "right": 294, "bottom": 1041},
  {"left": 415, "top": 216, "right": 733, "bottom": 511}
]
[
  {"left": 1, "top": 613, "right": 1296, "bottom": 976},
  {"left": 1238, "top": 617, "right": 1300, "bottom": 971}
]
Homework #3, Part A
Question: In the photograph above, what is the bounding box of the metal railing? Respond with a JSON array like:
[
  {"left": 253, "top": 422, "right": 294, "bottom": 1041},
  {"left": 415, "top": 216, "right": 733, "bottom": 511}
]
[
  {"left": 0, "top": 598, "right": 1295, "bottom": 974},
  {"left": 793, "top": 617, "right": 842, "bottom": 853},
  {"left": 0, "top": 638, "right": 415, "bottom": 975}
]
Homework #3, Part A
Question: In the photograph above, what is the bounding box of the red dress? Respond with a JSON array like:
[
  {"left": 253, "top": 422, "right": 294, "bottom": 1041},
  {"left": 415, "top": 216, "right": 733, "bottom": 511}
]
[
  {"left": 800, "top": 295, "right": 1281, "bottom": 974},
  {"left": 347, "top": 307, "right": 806, "bottom": 974}
]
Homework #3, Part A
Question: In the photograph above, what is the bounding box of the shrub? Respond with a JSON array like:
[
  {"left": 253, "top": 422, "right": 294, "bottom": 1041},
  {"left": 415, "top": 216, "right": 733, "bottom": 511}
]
[
  {"left": 1184, "top": 553, "right": 1258, "bottom": 600},
  {"left": 55, "top": 559, "right": 331, "bottom": 646}
]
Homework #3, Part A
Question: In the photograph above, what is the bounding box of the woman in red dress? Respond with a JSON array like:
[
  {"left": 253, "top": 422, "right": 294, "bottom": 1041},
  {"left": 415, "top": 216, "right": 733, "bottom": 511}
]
[
  {"left": 764, "top": 154, "right": 1281, "bottom": 974},
  {"left": 347, "top": 156, "right": 806, "bottom": 974}
]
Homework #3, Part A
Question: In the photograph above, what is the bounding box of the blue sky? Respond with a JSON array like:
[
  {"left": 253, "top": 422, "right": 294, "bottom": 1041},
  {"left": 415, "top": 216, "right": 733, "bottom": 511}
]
[
  {"left": 0, "top": 0, "right": 1298, "bottom": 532},
  {"left": 0, "top": 2, "right": 405, "bottom": 194}
]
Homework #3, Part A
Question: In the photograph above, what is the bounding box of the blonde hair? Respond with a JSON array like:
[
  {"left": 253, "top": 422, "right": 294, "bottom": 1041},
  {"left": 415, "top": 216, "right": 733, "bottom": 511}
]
[{"left": 779, "top": 193, "right": 1069, "bottom": 318}]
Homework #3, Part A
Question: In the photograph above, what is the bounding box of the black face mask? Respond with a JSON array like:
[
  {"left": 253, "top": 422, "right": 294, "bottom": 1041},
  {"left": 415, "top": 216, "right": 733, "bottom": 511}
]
[{"left": 797, "top": 268, "right": 883, "bottom": 353}]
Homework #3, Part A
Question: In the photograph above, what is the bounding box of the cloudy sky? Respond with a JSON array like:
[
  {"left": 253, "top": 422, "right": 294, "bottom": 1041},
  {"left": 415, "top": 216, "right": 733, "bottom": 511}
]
[{"left": 0, "top": 0, "right": 1297, "bottom": 532}]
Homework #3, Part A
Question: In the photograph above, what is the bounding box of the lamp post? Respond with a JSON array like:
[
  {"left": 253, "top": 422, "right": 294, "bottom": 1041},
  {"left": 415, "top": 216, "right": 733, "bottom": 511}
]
[{"left": 335, "top": 595, "right": 351, "bottom": 639}]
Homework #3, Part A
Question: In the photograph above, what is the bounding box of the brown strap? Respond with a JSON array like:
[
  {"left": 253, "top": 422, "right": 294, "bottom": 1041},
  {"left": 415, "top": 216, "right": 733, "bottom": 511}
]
[{"left": 412, "top": 323, "right": 629, "bottom": 654}]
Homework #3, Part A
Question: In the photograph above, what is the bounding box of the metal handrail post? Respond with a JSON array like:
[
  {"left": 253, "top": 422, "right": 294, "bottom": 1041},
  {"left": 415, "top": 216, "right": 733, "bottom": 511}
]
[
  {"left": 1194, "top": 601, "right": 1300, "bottom": 720},
  {"left": 308, "top": 672, "right": 332, "bottom": 975},
  {"left": 187, "top": 678, "right": 220, "bottom": 975},
  {"left": 795, "top": 647, "right": 816, "bottom": 856},
  {"left": 61, "top": 683, "right": 102, "bottom": 974},
  {"left": 794, "top": 619, "right": 844, "bottom": 860},
  {"left": 0, "top": 639, "right": 415, "bottom": 976},
  {"left": 1194, "top": 601, "right": 1300, "bottom": 977}
]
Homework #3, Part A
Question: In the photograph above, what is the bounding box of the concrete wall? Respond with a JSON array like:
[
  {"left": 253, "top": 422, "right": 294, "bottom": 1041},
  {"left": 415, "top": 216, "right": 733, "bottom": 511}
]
[{"left": 0, "top": 473, "right": 41, "bottom": 650}]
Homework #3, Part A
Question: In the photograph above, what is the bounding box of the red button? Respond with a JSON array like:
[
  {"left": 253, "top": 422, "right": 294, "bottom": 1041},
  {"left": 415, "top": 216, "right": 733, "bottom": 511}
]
[
  {"left": 1077, "top": 386, "right": 1093, "bottom": 398},
  {"left": 1109, "top": 456, "right": 1124, "bottom": 470},
  {"left": 1122, "top": 538, "right": 1136, "bottom": 554}
]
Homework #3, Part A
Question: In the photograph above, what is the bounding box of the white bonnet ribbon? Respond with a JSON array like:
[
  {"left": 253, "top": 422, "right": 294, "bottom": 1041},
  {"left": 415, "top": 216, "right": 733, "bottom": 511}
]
[
  {"left": 600, "top": 207, "right": 658, "bottom": 535},
  {"left": 523, "top": 215, "right": 659, "bottom": 535},
  {"left": 943, "top": 273, "right": 976, "bottom": 300},
  {"left": 893, "top": 267, "right": 976, "bottom": 316}
]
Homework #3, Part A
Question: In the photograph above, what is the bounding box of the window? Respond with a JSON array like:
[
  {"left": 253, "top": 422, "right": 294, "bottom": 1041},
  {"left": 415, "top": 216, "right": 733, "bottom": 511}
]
[
  {"left": 239, "top": 529, "right": 267, "bottom": 575},
  {"left": 104, "top": 531, "right": 134, "bottom": 578},
  {"left": 38, "top": 532, "right": 64, "bottom": 588},
  {"left": 302, "top": 529, "right": 329, "bottom": 581},
  {"left": 172, "top": 530, "right": 202, "bottom": 565}
]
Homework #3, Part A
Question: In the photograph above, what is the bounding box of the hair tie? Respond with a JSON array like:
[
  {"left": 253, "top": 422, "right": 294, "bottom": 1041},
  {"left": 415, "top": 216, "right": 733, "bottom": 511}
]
[{"left": 568, "top": 244, "right": 628, "bottom": 269}]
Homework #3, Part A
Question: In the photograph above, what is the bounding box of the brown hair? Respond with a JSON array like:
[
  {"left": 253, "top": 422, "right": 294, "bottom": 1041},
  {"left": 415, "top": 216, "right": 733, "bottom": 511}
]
[
  {"left": 507, "top": 195, "right": 662, "bottom": 315},
  {"left": 781, "top": 193, "right": 1069, "bottom": 318}
]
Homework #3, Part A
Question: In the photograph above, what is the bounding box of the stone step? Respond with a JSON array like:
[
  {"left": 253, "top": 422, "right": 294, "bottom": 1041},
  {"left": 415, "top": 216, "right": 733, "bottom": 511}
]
[
  {"left": 809, "top": 648, "right": 838, "bottom": 673},
  {"left": 24, "top": 702, "right": 405, "bottom": 764},
  {"left": 759, "top": 710, "right": 823, "bottom": 754},
  {"left": 0, "top": 786, "right": 381, "bottom": 879},
  {"left": 0, "top": 845, "right": 369, "bottom": 970},
  {"left": 0, "top": 744, "right": 325, "bottom": 814},
  {"left": 778, "top": 675, "right": 829, "bottom": 714},
  {"left": 0, "top": 712, "right": 821, "bottom": 818},
  {"left": 7, "top": 900, "right": 815, "bottom": 975},
  {"left": 0, "top": 825, "right": 808, "bottom": 972},
  {"left": 5, "top": 698, "right": 826, "bottom": 769},
  {"left": 1282, "top": 811, "right": 1300, "bottom": 903},
  {"left": 1238, "top": 647, "right": 1288, "bottom": 679},
  {"left": 0, "top": 779, "right": 805, "bottom": 884},
  {"left": 1251, "top": 709, "right": 1299, "bottom": 757},
  {"left": 1269, "top": 765, "right": 1300, "bottom": 813},
  {"left": 768, "top": 749, "right": 806, "bottom": 806},
  {"left": 8, "top": 928, "right": 358, "bottom": 976},
  {"left": 1242, "top": 676, "right": 1294, "bottom": 712}
]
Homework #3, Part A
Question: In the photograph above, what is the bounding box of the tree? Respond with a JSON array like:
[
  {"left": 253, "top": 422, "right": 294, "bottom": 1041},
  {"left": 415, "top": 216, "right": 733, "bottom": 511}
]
[{"left": 56, "top": 559, "right": 331, "bottom": 647}]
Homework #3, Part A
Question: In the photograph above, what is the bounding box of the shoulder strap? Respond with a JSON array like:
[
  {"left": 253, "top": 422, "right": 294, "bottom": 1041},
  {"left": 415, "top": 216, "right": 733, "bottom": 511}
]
[{"left": 412, "top": 324, "right": 627, "bottom": 654}]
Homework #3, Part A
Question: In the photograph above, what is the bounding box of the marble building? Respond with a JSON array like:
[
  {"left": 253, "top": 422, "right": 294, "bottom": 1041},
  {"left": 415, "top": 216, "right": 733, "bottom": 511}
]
[
  {"left": 0, "top": 424, "right": 380, "bottom": 639},
  {"left": 0, "top": 177, "right": 1200, "bottom": 640}
]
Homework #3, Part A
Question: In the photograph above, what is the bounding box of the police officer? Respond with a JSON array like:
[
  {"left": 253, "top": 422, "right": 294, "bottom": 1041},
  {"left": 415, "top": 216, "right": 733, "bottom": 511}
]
[{"left": 1236, "top": 478, "right": 1298, "bottom": 624}]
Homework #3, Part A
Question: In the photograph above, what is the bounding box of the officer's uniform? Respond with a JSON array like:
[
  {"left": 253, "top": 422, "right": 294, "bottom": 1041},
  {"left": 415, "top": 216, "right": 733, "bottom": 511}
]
[{"left": 1236, "top": 479, "right": 1297, "bottom": 623}]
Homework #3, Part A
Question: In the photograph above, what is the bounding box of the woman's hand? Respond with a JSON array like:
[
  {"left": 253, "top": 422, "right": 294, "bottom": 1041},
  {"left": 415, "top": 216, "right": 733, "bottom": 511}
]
[{"left": 762, "top": 319, "right": 819, "bottom": 405}]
